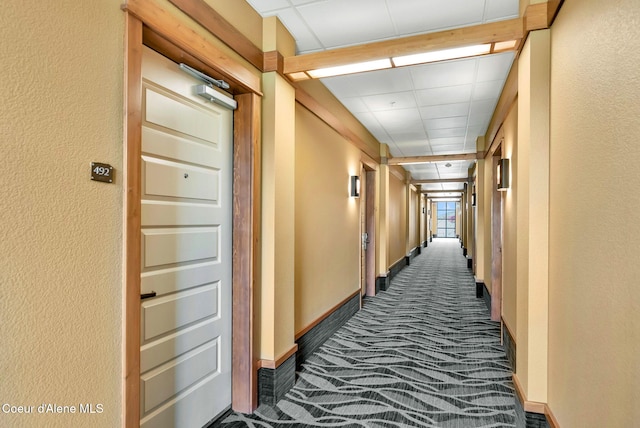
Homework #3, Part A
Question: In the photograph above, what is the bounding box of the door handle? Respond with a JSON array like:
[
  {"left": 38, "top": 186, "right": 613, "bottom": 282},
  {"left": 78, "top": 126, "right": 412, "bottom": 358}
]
[{"left": 141, "top": 291, "right": 157, "bottom": 300}]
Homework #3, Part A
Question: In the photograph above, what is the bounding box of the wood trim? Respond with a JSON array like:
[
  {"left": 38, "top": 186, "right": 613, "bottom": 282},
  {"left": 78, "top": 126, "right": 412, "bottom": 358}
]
[
  {"left": 388, "top": 153, "right": 479, "bottom": 165},
  {"left": 491, "top": 154, "right": 502, "bottom": 322},
  {"left": 546, "top": 0, "right": 564, "bottom": 26},
  {"left": 361, "top": 151, "right": 379, "bottom": 170},
  {"left": 389, "top": 165, "right": 406, "bottom": 181},
  {"left": 257, "top": 344, "right": 299, "bottom": 370},
  {"left": 365, "top": 169, "right": 377, "bottom": 297},
  {"left": 485, "top": 59, "right": 518, "bottom": 155},
  {"left": 123, "top": 14, "right": 143, "bottom": 428},
  {"left": 264, "top": 50, "right": 285, "bottom": 75},
  {"left": 545, "top": 404, "right": 561, "bottom": 428},
  {"left": 295, "top": 290, "right": 361, "bottom": 340},
  {"left": 123, "top": 0, "right": 261, "bottom": 95},
  {"left": 167, "top": 0, "right": 264, "bottom": 71},
  {"left": 525, "top": 2, "right": 549, "bottom": 31},
  {"left": 232, "top": 92, "right": 261, "bottom": 413},
  {"left": 284, "top": 18, "right": 524, "bottom": 75},
  {"left": 512, "top": 373, "right": 547, "bottom": 414},
  {"left": 123, "top": 2, "right": 262, "bottom": 419},
  {"left": 294, "top": 87, "right": 381, "bottom": 163}
]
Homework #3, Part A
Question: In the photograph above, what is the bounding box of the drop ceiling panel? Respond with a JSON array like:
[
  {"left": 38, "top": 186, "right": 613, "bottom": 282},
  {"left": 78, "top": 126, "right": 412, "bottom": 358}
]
[
  {"left": 425, "top": 116, "right": 468, "bottom": 130},
  {"left": 323, "top": 68, "right": 415, "bottom": 97},
  {"left": 297, "top": 0, "right": 396, "bottom": 49},
  {"left": 477, "top": 52, "right": 516, "bottom": 81},
  {"left": 473, "top": 81, "right": 504, "bottom": 100},
  {"left": 415, "top": 85, "right": 474, "bottom": 106},
  {"left": 428, "top": 128, "right": 467, "bottom": 138},
  {"left": 410, "top": 58, "right": 477, "bottom": 90},
  {"left": 388, "top": 0, "right": 486, "bottom": 35},
  {"left": 484, "top": 0, "right": 520, "bottom": 21},
  {"left": 361, "top": 92, "right": 417, "bottom": 111},
  {"left": 420, "top": 103, "right": 470, "bottom": 119}
]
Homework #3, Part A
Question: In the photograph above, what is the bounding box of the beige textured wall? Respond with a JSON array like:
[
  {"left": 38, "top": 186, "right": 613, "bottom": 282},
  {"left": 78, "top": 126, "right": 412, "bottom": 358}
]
[
  {"left": 548, "top": 0, "right": 640, "bottom": 425},
  {"left": 0, "top": 1, "right": 124, "bottom": 427},
  {"left": 388, "top": 172, "right": 407, "bottom": 265},
  {"left": 294, "top": 105, "right": 361, "bottom": 333},
  {"left": 501, "top": 103, "right": 518, "bottom": 335}
]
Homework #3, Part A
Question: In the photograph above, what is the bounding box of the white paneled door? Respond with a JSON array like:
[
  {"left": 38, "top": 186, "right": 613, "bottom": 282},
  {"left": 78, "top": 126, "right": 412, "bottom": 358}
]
[{"left": 139, "top": 47, "right": 233, "bottom": 428}]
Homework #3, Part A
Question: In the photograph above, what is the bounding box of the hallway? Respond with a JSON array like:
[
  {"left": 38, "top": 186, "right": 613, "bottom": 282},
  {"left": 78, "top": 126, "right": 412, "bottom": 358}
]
[{"left": 222, "top": 239, "right": 516, "bottom": 427}]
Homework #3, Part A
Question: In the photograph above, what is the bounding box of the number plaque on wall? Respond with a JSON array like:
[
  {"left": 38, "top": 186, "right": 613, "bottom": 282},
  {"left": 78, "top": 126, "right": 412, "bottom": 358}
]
[{"left": 91, "top": 162, "right": 114, "bottom": 183}]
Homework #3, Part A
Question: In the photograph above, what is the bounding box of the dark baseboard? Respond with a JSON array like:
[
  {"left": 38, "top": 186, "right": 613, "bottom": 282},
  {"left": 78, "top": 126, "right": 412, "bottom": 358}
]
[
  {"left": 475, "top": 281, "right": 484, "bottom": 299},
  {"left": 376, "top": 274, "right": 390, "bottom": 292},
  {"left": 463, "top": 247, "right": 467, "bottom": 257},
  {"left": 483, "top": 283, "right": 491, "bottom": 312},
  {"left": 389, "top": 257, "right": 407, "bottom": 280},
  {"left": 258, "top": 354, "right": 296, "bottom": 406},
  {"left": 405, "top": 246, "right": 420, "bottom": 266},
  {"left": 422, "top": 240, "right": 428, "bottom": 248},
  {"left": 467, "top": 257, "right": 473, "bottom": 269},
  {"left": 295, "top": 293, "right": 360, "bottom": 371},
  {"left": 502, "top": 323, "right": 516, "bottom": 372},
  {"left": 514, "top": 397, "right": 552, "bottom": 428},
  {"left": 429, "top": 236, "right": 433, "bottom": 242},
  {"left": 432, "top": 234, "right": 437, "bottom": 238}
]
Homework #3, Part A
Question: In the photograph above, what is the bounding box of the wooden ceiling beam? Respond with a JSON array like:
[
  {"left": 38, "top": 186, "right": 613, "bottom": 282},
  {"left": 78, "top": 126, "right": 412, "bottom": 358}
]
[
  {"left": 422, "top": 189, "right": 464, "bottom": 193},
  {"left": 388, "top": 153, "right": 479, "bottom": 165},
  {"left": 283, "top": 18, "right": 524, "bottom": 75}
]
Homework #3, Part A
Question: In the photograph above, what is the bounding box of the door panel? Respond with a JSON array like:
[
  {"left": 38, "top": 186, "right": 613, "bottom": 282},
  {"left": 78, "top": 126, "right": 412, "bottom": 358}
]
[
  {"left": 142, "top": 227, "right": 219, "bottom": 268},
  {"left": 140, "top": 46, "right": 232, "bottom": 428},
  {"left": 143, "top": 156, "right": 220, "bottom": 202},
  {"left": 141, "top": 283, "right": 220, "bottom": 341}
]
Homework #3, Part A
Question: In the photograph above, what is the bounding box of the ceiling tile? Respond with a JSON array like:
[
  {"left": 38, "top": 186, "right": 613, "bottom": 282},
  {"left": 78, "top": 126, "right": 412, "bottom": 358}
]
[
  {"left": 428, "top": 128, "right": 467, "bottom": 138},
  {"left": 416, "top": 85, "right": 473, "bottom": 106},
  {"left": 484, "top": 0, "right": 520, "bottom": 21},
  {"left": 477, "top": 52, "right": 515, "bottom": 82},
  {"left": 410, "top": 58, "right": 477, "bottom": 89},
  {"left": 420, "top": 103, "right": 470, "bottom": 119},
  {"left": 473, "top": 80, "right": 504, "bottom": 100},
  {"left": 322, "top": 76, "right": 361, "bottom": 98},
  {"left": 348, "top": 68, "right": 416, "bottom": 96},
  {"left": 373, "top": 108, "right": 422, "bottom": 130},
  {"left": 298, "top": 0, "right": 396, "bottom": 49},
  {"left": 340, "top": 97, "right": 370, "bottom": 113},
  {"left": 468, "top": 99, "right": 498, "bottom": 126},
  {"left": 390, "top": 129, "right": 428, "bottom": 140},
  {"left": 387, "top": 0, "right": 485, "bottom": 35},
  {"left": 361, "top": 91, "right": 417, "bottom": 111},
  {"left": 425, "top": 116, "right": 468, "bottom": 130}
]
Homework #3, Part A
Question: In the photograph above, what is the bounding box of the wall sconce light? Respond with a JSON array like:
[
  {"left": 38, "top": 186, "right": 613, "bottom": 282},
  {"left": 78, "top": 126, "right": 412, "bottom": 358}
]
[
  {"left": 472, "top": 193, "right": 477, "bottom": 206},
  {"left": 497, "top": 158, "right": 510, "bottom": 191},
  {"left": 350, "top": 175, "right": 360, "bottom": 198}
]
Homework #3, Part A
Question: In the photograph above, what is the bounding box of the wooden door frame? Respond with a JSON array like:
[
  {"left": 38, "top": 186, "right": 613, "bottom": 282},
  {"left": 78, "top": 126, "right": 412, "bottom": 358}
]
[
  {"left": 491, "top": 151, "right": 503, "bottom": 322},
  {"left": 364, "top": 167, "right": 377, "bottom": 296},
  {"left": 123, "top": 4, "right": 261, "bottom": 426}
]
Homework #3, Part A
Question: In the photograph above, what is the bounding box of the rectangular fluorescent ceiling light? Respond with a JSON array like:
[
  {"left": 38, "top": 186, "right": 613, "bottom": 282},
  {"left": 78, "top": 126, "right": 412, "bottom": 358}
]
[
  {"left": 307, "top": 59, "right": 392, "bottom": 78},
  {"left": 392, "top": 44, "right": 492, "bottom": 67}
]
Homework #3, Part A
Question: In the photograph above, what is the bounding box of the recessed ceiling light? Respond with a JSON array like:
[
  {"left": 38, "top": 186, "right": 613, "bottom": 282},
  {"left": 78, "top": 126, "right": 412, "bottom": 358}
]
[
  {"left": 307, "top": 59, "right": 392, "bottom": 78},
  {"left": 392, "top": 44, "right": 492, "bottom": 67}
]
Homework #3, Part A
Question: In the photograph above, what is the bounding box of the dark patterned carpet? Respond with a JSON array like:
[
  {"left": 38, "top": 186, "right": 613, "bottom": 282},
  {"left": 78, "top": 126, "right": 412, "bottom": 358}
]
[{"left": 221, "top": 239, "right": 516, "bottom": 427}]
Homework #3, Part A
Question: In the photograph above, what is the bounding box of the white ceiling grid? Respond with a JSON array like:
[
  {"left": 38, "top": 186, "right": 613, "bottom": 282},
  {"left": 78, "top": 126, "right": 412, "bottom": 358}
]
[{"left": 245, "top": 0, "right": 519, "bottom": 186}]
